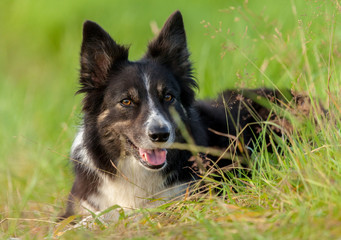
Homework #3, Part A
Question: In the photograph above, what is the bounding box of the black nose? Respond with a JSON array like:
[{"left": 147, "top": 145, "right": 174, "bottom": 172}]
[{"left": 148, "top": 125, "right": 170, "bottom": 142}]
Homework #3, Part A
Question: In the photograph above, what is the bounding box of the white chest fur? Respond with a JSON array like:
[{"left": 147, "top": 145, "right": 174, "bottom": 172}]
[{"left": 86, "top": 156, "right": 185, "bottom": 211}]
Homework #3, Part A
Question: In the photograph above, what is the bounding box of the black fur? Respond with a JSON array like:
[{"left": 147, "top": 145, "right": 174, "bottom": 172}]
[{"left": 61, "top": 11, "right": 298, "bottom": 219}]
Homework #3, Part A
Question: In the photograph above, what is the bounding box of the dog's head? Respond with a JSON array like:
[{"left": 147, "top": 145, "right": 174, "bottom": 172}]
[{"left": 78, "top": 11, "right": 197, "bottom": 171}]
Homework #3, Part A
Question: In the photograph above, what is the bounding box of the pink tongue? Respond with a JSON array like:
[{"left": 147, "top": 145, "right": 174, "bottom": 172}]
[{"left": 139, "top": 148, "right": 167, "bottom": 166}]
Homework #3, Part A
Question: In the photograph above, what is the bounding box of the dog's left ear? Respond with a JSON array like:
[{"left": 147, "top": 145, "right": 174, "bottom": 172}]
[
  {"left": 78, "top": 21, "right": 128, "bottom": 93},
  {"left": 145, "top": 11, "right": 197, "bottom": 106}
]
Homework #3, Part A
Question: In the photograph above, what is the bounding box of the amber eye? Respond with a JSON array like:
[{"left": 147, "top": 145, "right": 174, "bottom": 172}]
[
  {"left": 121, "top": 99, "right": 132, "bottom": 106},
  {"left": 164, "top": 94, "right": 174, "bottom": 102}
]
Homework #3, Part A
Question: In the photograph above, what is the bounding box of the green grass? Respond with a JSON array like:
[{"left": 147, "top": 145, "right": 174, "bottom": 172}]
[{"left": 1, "top": 0, "right": 341, "bottom": 239}]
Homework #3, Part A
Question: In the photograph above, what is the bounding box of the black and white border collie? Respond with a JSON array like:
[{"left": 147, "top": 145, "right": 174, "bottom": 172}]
[{"left": 62, "top": 11, "right": 297, "bottom": 219}]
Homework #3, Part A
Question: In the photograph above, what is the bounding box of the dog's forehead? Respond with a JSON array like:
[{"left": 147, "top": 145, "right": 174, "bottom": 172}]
[
  {"left": 139, "top": 62, "right": 181, "bottom": 93},
  {"left": 107, "top": 62, "right": 179, "bottom": 94}
]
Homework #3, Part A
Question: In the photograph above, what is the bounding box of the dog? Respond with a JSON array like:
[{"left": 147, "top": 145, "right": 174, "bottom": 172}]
[{"left": 62, "top": 11, "right": 302, "bottom": 219}]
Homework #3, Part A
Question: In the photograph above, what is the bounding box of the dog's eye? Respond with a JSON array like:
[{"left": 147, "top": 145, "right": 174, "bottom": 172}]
[
  {"left": 121, "top": 99, "right": 133, "bottom": 106},
  {"left": 164, "top": 94, "right": 174, "bottom": 103}
]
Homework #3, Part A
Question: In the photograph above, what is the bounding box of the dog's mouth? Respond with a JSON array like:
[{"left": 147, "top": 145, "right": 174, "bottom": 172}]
[
  {"left": 126, "top": 139, "right": 167, "bottom": 170},
  {"left": 138, "top": 148, "right": 167, "bottom": 169}
]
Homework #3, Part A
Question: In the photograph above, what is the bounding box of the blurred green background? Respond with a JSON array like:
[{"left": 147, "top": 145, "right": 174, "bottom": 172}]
[{"left": 0, "top": 0, "right": 340, "bottom": 235}]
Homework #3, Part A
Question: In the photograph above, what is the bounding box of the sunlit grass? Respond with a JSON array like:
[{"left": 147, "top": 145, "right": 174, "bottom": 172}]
[{"left": 1, "top": 0, "right": 341, "bottom": 239}]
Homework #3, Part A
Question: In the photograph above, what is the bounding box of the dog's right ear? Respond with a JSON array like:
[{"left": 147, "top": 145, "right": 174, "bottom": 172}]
[
  {"left": 78, "top": 21, "right": 128, "bottom": 93},
  {"left": 145, "top": 11, "right": 197, "bottom": 107}
]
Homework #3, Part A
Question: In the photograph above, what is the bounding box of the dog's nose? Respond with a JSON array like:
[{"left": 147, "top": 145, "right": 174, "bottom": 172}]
[{"left": 148, "top": 125, "right": 170, "bottom": 142}]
